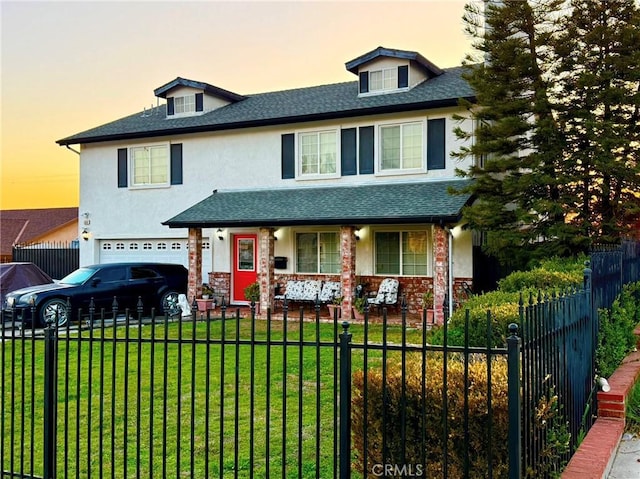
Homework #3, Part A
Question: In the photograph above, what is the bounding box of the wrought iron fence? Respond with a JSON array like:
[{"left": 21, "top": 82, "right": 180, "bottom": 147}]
[
  {"left": 2, "top": 300, "right": 517, "bottom": 479},
  {"left": 2, "top": 241, "right": 639, "bottom": 479}
]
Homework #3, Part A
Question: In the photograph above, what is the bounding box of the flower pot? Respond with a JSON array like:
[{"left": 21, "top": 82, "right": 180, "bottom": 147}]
[
  {"left": 327, "top": 304, "right": 342, "bottom": 319},
  {"left": 352, "top": 308, "right": 365, "bottom": 321}
]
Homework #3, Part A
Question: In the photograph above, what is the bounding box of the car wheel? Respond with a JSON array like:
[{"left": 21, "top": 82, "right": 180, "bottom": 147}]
[
  {"left": 40, "top": 298, "right": 69, "bottom": 327},
  {"left": 160, "top": 291, "right": 181, "bottom": 317}
]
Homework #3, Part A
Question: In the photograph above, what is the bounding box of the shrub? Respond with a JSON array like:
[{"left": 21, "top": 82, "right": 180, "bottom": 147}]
[
  {"left": 596, "top": 282, "right": 640, "bottom": 378},
  {"left": 352, "top": 355, "right": 509, "bottom": 478},
  {"left": 428, "top": 291, "right": 521, "bottom": 348}
]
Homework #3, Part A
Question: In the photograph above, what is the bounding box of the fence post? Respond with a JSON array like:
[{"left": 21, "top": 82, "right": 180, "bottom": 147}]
[
  {"left": 43, "top": 319, "right": 58, "bottom": 479},
  {"left": 339, "top": 321, "right": 352, "bottom": 479},
  {"left": 507, "top": 323, "right": 522, "bottom": 479}
]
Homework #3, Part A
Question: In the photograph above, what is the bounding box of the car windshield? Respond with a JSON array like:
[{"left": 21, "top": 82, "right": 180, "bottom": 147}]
[{"left": 59, "top": 267, "right": 97, "bottom": 285}]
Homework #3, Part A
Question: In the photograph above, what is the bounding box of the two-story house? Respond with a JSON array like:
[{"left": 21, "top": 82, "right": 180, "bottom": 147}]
[{"left": 56, "top": 47, "right": 477, "bottom": 322}]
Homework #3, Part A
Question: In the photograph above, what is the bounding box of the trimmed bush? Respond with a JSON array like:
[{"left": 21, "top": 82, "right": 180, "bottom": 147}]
[
  {"left": 497, "top": 255, "right": 585, "bottom": 293},
  {"left": 352, "top": 355, "right": 509, "bottom": 478},
  {"left": 428, "top": 291, "right": 520, "bottom": 347},
  {"left": 596, "top": 282, "right": 640, "bottom": 377}
]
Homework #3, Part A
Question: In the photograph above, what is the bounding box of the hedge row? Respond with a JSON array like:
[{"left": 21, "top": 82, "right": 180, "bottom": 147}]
[{"left": 351, "top": 355, "right": 510, "bottom": 478}]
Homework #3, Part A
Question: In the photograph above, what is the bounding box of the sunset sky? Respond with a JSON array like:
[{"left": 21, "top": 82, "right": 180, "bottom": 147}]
[{"left": 1, "top": 0, "right": 474, "bottom": 210}]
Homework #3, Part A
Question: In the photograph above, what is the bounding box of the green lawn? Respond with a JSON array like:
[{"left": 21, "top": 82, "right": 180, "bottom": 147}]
[{"left": 2, "top": 315, "right": 427, "bottom": 479}]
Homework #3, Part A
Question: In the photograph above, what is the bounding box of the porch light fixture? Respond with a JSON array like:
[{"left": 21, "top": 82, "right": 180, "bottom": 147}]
[
  {"left": 81, "top": 229, "right": 90, "bottom": 241},
  {"left": 217, "top": 229, "right": 224, "bottom": 241}
]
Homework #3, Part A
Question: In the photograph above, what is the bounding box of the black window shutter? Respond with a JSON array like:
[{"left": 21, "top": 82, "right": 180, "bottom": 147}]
[
  {"left": 427, "top": 118, "right": 446, "bottom": 170},
  {"left": 281, "top": 134, "right": 295, "bottom": 179},
  {"left": 341, "top": 128, "right": 357, "bottom": 176},
  {"left": 195, "top": 93, "right": 203, "bottom": 112},
  {"left": 359, "top": 126, "right": 374, "bottom": 174},
  {"left": 117, "top": 148, "right": 128, "bottom": 188},
  {"left": 170, "top": 144, "right": 183, "bottom": 185},
  {"left": 398, "top": 65, "right": 409, "bottom": 88},
  {"left": 167, "top": 97, "right": 174, "bottom": 116},
  {"left": 359, "top": 72, "right": 369, "bottom": 94}
]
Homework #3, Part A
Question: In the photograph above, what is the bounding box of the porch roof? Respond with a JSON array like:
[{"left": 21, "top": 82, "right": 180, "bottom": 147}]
[{"left": 163, "top": 180, "right": 473, "bottom": 228}]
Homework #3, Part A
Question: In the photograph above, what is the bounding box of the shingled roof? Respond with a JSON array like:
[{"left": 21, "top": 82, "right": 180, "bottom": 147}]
[
  {"left": 163, "top": 180, "right": 473, "bottom": 228},
  {"left": 0, "top": 208, "right": 78, "bottom": 256},
  {"left": 57, "top": 66, "right": 474, "bottom": 146}
]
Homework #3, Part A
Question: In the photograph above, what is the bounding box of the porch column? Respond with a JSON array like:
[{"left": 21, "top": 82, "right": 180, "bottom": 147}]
[
  {"left": 433, "top": 226, "right": 449, "bottom": 324},
  {"left": 188, "top": 227, "right": 203, "bottom": 302},
  {"left": 340, "top": 226, "right": 357, "bottom": 319},
  {"left": 258, "top": 227, "right": 275, "bottom": 317}
]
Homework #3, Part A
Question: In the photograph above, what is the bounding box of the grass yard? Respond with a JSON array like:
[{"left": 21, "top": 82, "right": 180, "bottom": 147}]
[{"left": 2, "top": 315, "right": 427, "bottom": 479}]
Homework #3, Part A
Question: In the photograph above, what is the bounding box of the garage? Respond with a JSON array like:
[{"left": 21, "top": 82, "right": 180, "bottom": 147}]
[{"left": 99, "top": 238, "right": 212, "bottom": 276}]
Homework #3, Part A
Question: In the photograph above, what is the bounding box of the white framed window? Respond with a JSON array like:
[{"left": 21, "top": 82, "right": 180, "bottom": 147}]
[
  {"left": 374, "top": 230, "right": 428, "bottom": 276},
  {"left": 295, "top": 232, "right": 340, "bottom": 274},
  {"left": 174, "top": 95, "right": 195, "bottom": 114},
  {"left": 298, "top": 130, "right": 338, "bottom": 177},
  {"left": 370, "top": 67, "right": 397, "bottom": 92},
  {"left": 131, "top": 145, "right": 169, "bottom": 186},
  {"left": 379, "top": 122, "right": 423, "bottom": 171}
]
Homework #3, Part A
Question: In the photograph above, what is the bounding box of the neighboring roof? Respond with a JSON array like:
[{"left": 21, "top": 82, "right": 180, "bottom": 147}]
[
  {"left": 153, "top": 77, "right": 246, "bottom": 102},
  {"left": 345, "top": 46, "right": 444, "bottom": 77},
  {"left": 0, "top": 208, "right": 78, "bottom": 256},
  {"left": 163, "top": 180, "right": 473, "bottom": 228},
  {"left": 57, "top": 66, "right": 474, "bottom": 146}
]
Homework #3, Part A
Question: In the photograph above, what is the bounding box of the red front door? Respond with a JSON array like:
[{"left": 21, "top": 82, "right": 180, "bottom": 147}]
[{"left": 232, "top": 234, "right": 257, "bottom": 303}]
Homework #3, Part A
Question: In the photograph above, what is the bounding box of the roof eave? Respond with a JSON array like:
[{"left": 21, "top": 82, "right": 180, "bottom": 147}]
[
  {"left": 162, "top": 214, "right": 464, "bottom": 229},
  {"left": 56, "top": 96, "right": 475, "bottom": 146}
]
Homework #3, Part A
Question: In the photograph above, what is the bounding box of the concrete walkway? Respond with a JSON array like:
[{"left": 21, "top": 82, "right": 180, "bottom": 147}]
[{"left": 608, "top": 433, "right": 640, "bottom": 479}]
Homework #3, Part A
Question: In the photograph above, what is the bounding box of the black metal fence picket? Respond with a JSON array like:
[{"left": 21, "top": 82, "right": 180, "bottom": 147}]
[{"left": 2, "top": 240, "right": 640, "bottom": 479}]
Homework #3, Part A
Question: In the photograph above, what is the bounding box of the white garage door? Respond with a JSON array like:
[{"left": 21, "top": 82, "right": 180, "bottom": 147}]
[{"left": 99, "top": 239, "right": 213, "bottom": 274}]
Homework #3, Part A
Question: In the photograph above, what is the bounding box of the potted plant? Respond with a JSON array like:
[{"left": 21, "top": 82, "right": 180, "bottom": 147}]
[
  {"left": 201, "top": 283, "right": 215, "bottom": 299},
  {"left": 352, "top": 296, "right": 367, "bottom": 321},
  {"left": 244, "top": 282, "right": 260, "bottom": 302},
  {"left": 327, "top": 295, "right": 343, "bottom": 319},
  {"left": 421, "top": 289, "right": 434, "bottom": 324}
]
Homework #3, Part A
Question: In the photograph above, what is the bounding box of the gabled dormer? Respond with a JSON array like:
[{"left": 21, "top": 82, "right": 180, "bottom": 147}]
[
  {"left": 154, "top": 77, "right": 246, "bottom": 118},
  {"left": 346, "top": 46, "right": 443, "bottom": 97}
]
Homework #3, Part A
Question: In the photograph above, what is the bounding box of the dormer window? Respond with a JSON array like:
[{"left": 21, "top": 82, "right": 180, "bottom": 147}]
[
  {"left": 174, "top": 95, "right": 195, "bottom": 114},
  {"left": 359, "top": 65, "right": 409, "bottom": 95},
  {"left": 167, "top": 92, "right": 204, "bottom": 116}
]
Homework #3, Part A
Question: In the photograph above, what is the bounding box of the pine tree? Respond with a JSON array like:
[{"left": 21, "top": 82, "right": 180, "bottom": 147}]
[
  {"left": 555, "top": 0, "right": 640, "bottom": 243},
  {"left": 452, "top": 0, "right": 568, "bottom": 267},
  {"left": 454, "top": 0, "right": 640, "bottom": 266}
]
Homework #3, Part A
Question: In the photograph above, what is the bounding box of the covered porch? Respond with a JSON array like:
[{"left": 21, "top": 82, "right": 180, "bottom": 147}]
[{"left": 163, "top": 180, "right": 473, "bottom": 324}]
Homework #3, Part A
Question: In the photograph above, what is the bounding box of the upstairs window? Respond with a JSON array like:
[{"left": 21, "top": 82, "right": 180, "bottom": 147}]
[
  {"left": 370, "top": 68, "right": 397, "bottom": 92},
  {"left": 174, "top": 95, "right": 195, "bottom": 114},
  {"left": 131, "top": 145, "right": 169, "bottom": 186},
  {"left": 359, "top": 65, "right": 409, "bottom": 94},
  {"left": 299, "top": 130, "right": 337, "bottom": 176},
  {"left": 380, "top": 122, "right": 423, "bottom": 171}
]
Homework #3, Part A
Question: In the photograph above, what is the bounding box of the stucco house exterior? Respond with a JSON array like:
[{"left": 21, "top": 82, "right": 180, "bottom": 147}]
[{"left": 56, "top": 47, "right": 477, "bottom": 322}]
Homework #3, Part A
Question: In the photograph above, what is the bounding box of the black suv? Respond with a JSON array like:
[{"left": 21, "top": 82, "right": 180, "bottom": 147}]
[{"left": 3, "top": 262, "right": 188, "bottom": 328}]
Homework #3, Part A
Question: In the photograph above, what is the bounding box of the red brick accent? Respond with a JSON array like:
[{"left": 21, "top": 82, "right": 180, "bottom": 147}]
[
  {"left": 561, "top": 349, "right": 640, "bottom": 479},
  {"left": 257, "top": 228, "right": 275, "bottom": 317},
  {"left": 340, "top": 226, "right": 356, "bottom": 319},
  {"left": 187, "top": 228, "right": 202, "bottom": 302},
  {"left": 432, "top": 226, "right": 448, "bottom": 324},
  {"left": 207, "top": 272, "right": 230, "bottom": 304}
]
